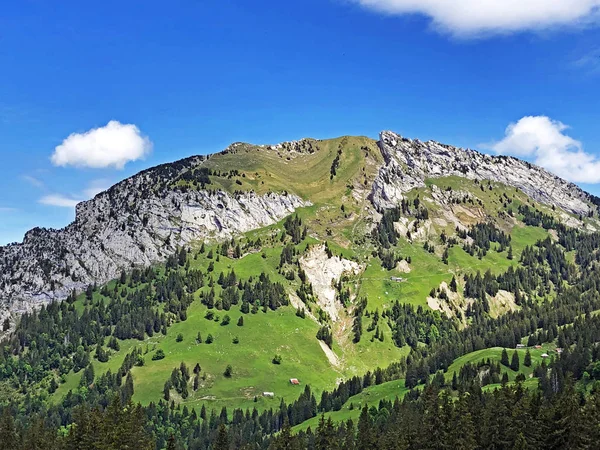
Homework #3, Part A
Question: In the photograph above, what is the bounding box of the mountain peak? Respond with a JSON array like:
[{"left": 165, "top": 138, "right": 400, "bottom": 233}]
[{"left": 373, "top": 130, "right": 595, "bottom": 217}]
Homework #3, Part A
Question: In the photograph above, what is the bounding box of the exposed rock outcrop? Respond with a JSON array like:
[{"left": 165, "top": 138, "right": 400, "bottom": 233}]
[
  {"left": 0, "top": 155, "right": 307, "bottom": 323},
  {"left": 299, "top": 244, "right": 363, "bottom": 322},
  {"left": 2, "top": 129, "right": 598, "bottom": 326},
  {"left": 371, "top": 131, "right": 595, "bottom": 216}
]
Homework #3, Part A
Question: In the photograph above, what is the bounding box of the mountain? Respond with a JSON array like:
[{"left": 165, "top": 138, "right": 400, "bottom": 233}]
[
  {"left": 0, "top": 156, "right": 306, "bottom": 322},
  {"left": 373, "top": 131, "right": 596, "bottom": 217},
  {"left": 1, "top": 130, "right": 597, "bottom": 325},
  {"left": 4, "top": 130, "right": 600, "bottom": 448}
]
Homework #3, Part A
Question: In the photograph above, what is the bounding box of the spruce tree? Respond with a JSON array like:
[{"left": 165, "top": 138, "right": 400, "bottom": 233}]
[
  {"left": 0, "top": 409, "right": 18, "bottom": 450},
  {"left": 357, "top": 406, "right": 374, "bottom": 450},
  {"left": 214, "top": 424, "right": 229, "bottom": 450},
  {"left": 524, "top": 349, "right": 532, "bottom": 367},
  {"left": 511, "top": 350, "right": 520, "bottom": 371},
  {"left": 501, "top": 348, "right": 510, "bottom": 367}
]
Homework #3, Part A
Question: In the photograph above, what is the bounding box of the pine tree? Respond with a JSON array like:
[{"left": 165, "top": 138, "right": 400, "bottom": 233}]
[
  {"left": 501, "top": 348, "right": 510, "bottom": 367},
  {"left": 356, "top": 406, "right": 373, "bottom": 450},
  {"left": 166, "top": 435, "right": 177, "bottom": 450},
  {"left": 450, "top": 276, "right": 458, "bottom": 292},
  {"left": 214, "top": 424, "right": 229, "bottom": 450},
  {"left": 524, "top": 349, "right": 532, "bottom": 367},
  {"left": 511, "top": 351, "right": 520, "bottom": 371},
  {"left": 0, "top": 409, "right": 18, "bottom": 450}
]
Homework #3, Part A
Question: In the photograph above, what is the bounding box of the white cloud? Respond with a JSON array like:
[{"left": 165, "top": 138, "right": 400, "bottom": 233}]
[
  {"left": 39, "top": 194, "right": 81, "bottom": 208},
  {"left": 51, "top": 120, "right": 152, "bottom": 169},
  {"left": 486, "top": 115, "right": 600, "bottom": 183},
  {"left": 22, "top": 175, "right": 44, "bottom": 188},
  {"left": 39, "top": 179, "right": 113, "bottom": 208},
  {"left": 573, "top": 48, "right": 600, "bottom": 74},
  {"left": 83, "top": 179, "right": 112, "bottom": 198},
  {"left": 353, "top": 0, "right": 600, "bottom": 36}
]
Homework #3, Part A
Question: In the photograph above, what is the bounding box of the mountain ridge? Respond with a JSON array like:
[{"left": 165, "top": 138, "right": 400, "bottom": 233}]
[
  {"left": 1, "top": 129, "right": 598, "bottom": 325},
  {"left": 371, "top": 130, "right": 597, "bottom": 217}
]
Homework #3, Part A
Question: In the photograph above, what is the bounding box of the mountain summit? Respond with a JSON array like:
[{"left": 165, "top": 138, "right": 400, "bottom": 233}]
[{"left": 1, "top": 130, "right": 598, "bottom": 324}]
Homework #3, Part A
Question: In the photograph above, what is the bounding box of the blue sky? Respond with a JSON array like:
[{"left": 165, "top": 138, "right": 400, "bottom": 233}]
[{"left": 1, "top": 0, "right": 600, "bottom": 244}]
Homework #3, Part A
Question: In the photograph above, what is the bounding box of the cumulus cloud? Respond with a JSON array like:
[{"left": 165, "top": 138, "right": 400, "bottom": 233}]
[
  {"left": 486, "top": 116, "right": 600, "bottom": 183},
  {"left": 353, "top": 0, "right": 600, "bottom": 36},
  {"left": 39, "top": 194, "right": 81, "bottom": 208},
  {"left": 51, "top": 120, "right": 152, "bottom": 169}
]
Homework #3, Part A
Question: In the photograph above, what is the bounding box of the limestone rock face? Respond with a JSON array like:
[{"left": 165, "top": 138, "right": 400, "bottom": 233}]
[
  {"left": 299, "top": 244, "right": 363, "bottom": 322},
  {"left": 2, "top": 130, "right": 598, "bottom": 325},
  {"left": 0, "top": 155, "right": 306, "bottom": 323},
  {"left": 371, "top": 131, "right": 594, "bottom": 216}
]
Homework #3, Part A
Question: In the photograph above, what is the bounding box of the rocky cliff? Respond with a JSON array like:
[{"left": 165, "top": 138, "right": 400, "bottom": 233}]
[
  {"left": 371, "top": 131, "right": 596, "bottom": 217},
  {"left": 2, "top": 130, "right": 598, "bottom": 324},
  {"left": 0, "top": 154, "right": 306, "bottom": 323}
]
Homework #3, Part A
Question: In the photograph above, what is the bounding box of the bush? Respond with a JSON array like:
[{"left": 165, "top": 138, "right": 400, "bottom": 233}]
[
  {"left": 232, "top": 336, "right": 239, "bottom": 344},
  {"left": 221, "top": 314, "right": 230, "bottom": 326},
  {"left": 176, "top": 333, "right": 184, "bottom": 342},
  {"left": 224, "top": 365, "right": 233, "bottom": 378},
  {"left": 272, "top": 354, "right": 282, "bottom": 365},
  {"left": 152, "top": 349, "right": 165, "bottom": 361},
  {"left": 206, "top": 334, "right": 214, "bottom": 344}
]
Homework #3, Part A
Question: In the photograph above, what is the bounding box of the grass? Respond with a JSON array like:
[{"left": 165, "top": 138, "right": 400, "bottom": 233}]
[
  {"left": 293, "top": 343, "right": 555, "bottom": 431},
  {"left": 198, "top": 136, "right": 380, "bottom": 203},
  {"left": 131, "top": 302, "right": 336, "bottom": 412},
  {"left": 445, "top": 344, "right": 557, "bottom": 382},
  {"left": 293, "top": 379, "right": 411, "bottom": 432},
  {"left": 53, "top": 338, "right": 144, "bottom": 402},
  {"left": 47, "top": 168, "right": 572, "bottom": 424},
  {"left": 52, "top": 235, "right": 410, "bottom": 414}
]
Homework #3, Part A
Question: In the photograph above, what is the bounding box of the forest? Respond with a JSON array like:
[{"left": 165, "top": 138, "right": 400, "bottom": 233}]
[{"left": 2, "top": 199, "right": 600, "bottom": 449}]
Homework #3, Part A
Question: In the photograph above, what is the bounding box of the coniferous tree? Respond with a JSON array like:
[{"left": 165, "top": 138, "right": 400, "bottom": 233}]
[
  {"left": 356, "top": 406, "right": 373, "bottom": 450},
  {"left": 214, "top": 424, "right": 229, "bottom": 450},
  {"left": 524, "top": 349, "right": 532, "bottom": 367},
  {"left": 511, "top": 351, "right": 520, "bottom": 371},
  {"left": 501, "top": 348, "right": 510, "bottom": 367},
  {"left": 0, "top": 409, "right": 18, "bottom": 450}
]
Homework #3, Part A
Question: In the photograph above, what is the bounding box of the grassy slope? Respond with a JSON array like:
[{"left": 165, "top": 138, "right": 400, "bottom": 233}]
[
  {"left": 445, "top": 344, "right": 557, "bottom": 382},
  {"left": 293, "top": 379, "right": 410, "bottom": 432},
  {"left": 48, "top": 139, "right": 584, "bottom": 424},
  {"left": 131, "top": 302, "right": 332, "bottom": 411},
  {"left": 293, "top": 343, "right": 556, "bottom": 432}
]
